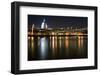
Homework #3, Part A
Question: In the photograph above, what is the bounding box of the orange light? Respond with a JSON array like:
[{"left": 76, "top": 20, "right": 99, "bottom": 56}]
[
  {"left": 65, "top": 37, "right": 69, "bottom": 48},
  {"left": 52, "top": 32, "right": 55, "bottom": 35},
  {"left": 66, "top": 32, "right": 69, "bottom": 35}
]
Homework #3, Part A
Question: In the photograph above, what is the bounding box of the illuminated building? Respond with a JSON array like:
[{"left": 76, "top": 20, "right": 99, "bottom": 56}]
[{"left": 41, "top": 19, "right": 48, "bottom": 29}]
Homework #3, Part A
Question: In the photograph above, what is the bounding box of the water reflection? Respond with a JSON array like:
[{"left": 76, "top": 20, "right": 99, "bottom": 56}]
[
  {"left": 28, "top": 36, "right": 88, "bottom": 61},
  {"left": 39, "top": 37, "right": 49, "bottom": 59}
]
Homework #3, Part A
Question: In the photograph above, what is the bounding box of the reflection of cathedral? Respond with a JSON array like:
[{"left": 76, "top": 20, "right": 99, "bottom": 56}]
[{"left": 41, "top": 19, "right": 48, "bottom": 29}]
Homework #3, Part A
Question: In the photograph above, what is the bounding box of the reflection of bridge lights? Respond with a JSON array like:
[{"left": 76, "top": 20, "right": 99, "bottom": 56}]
[
  {"left": 51, "top": 37, "right": 57, "bottom": 49},
  {"left": 55, "top": 38, "right": 57, "bottom": 48},
  {"left": 40, "top": 37, "right": 47, "bottom": 59},
  {"left": 78, "top": 36, "right": 80, "bottom": 39},
  {"left": 31, "top": 39, "right": 34, "bottom": 49},
  {"left": 52, "top": 37, "right": 55, "bottom": 49},
  {"left": 59, "top": 36, "right": 61, "bottom": 40},
  {"left": 59, "top": 38, "right": 62, "bottom": 48},
  {"left": 52, "top": 36, "right": 55, "bottom": 40},
  {"left": 55, "top": 36, "right": 57, "bottom": 40},
  {"left": 31, "top": 37, "right": 34, "bottom": 40},
  {"left": 78, "top": 36, "right": 83, "bottom": 48},
  {"left": 65, "top": 37, "right": 69, "bottom": 48},
  {"left": 65, "top": 36, "right": 68, "bottom": 40},
  {"left": 50, "top": 37, "right": 51, "bottom": 40},
  {"left": 38, "top": 37, "right": 40, "bottom": 40},
  {"left": 41, "top": 38, "right": 46, "bottom": 51},
  {"left": 78, "top": 38, "right": 81, "bottom": 48}
]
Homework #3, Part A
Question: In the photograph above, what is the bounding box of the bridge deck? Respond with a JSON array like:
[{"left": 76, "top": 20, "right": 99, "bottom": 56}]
[{"left": 28, "top": 34, "right": 87, "bottom": 37}]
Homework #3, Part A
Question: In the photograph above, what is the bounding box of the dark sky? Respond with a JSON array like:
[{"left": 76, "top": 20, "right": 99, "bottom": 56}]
[{"left": 28, "top": 15, "right": 88, "bottom": 29}]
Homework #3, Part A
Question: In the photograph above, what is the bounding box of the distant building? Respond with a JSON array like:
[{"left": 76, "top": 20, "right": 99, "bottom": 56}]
[
  {"left": 32, "top": 24, "right": 35, "bottom": 29},
  {"left": 41, "top": 19, "right": 48, "bottom": 29}
]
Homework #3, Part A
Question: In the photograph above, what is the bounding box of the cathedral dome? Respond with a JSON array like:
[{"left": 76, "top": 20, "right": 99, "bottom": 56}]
[{"left": 41, "top": 19, "right": 48, "bottom": 29}]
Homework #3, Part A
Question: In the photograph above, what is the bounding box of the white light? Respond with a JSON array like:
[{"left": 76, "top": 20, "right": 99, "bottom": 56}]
[
  {"left": 40, "top": 37, "right": 48, "bottom": 59},
  {"left": 41, "top": 19, "right": 45, "bottom": 29},
  {"left": 41, "top": 19, "right": 48, "bottom": 29}
]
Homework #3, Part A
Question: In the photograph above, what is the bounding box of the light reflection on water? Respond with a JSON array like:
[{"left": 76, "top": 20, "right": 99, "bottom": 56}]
[{"left": 28, "top": 36, "right": 88, "bottom": 61}]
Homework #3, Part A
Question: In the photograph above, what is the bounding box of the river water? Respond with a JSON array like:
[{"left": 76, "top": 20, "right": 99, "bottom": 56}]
[{"left": 28, "top": 36, "right": 88, "bottom": 61}]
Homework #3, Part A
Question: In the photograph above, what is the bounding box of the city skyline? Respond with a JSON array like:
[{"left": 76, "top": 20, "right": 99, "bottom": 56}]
[
  {"left": 28, "top": 15, "right": 88, "bottom": 29},
  {"left": 28, "top": 15, "right": 88, "bottom": 61}
]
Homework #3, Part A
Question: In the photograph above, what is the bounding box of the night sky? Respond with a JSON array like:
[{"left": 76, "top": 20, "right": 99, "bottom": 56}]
[{"left": 28, "top": 15, "right": 88, "bottom": 29}]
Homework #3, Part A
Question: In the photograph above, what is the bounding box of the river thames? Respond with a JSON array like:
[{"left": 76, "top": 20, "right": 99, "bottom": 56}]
[{"left": 28, "top": 36, "right": 88, "bottom": 61}]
